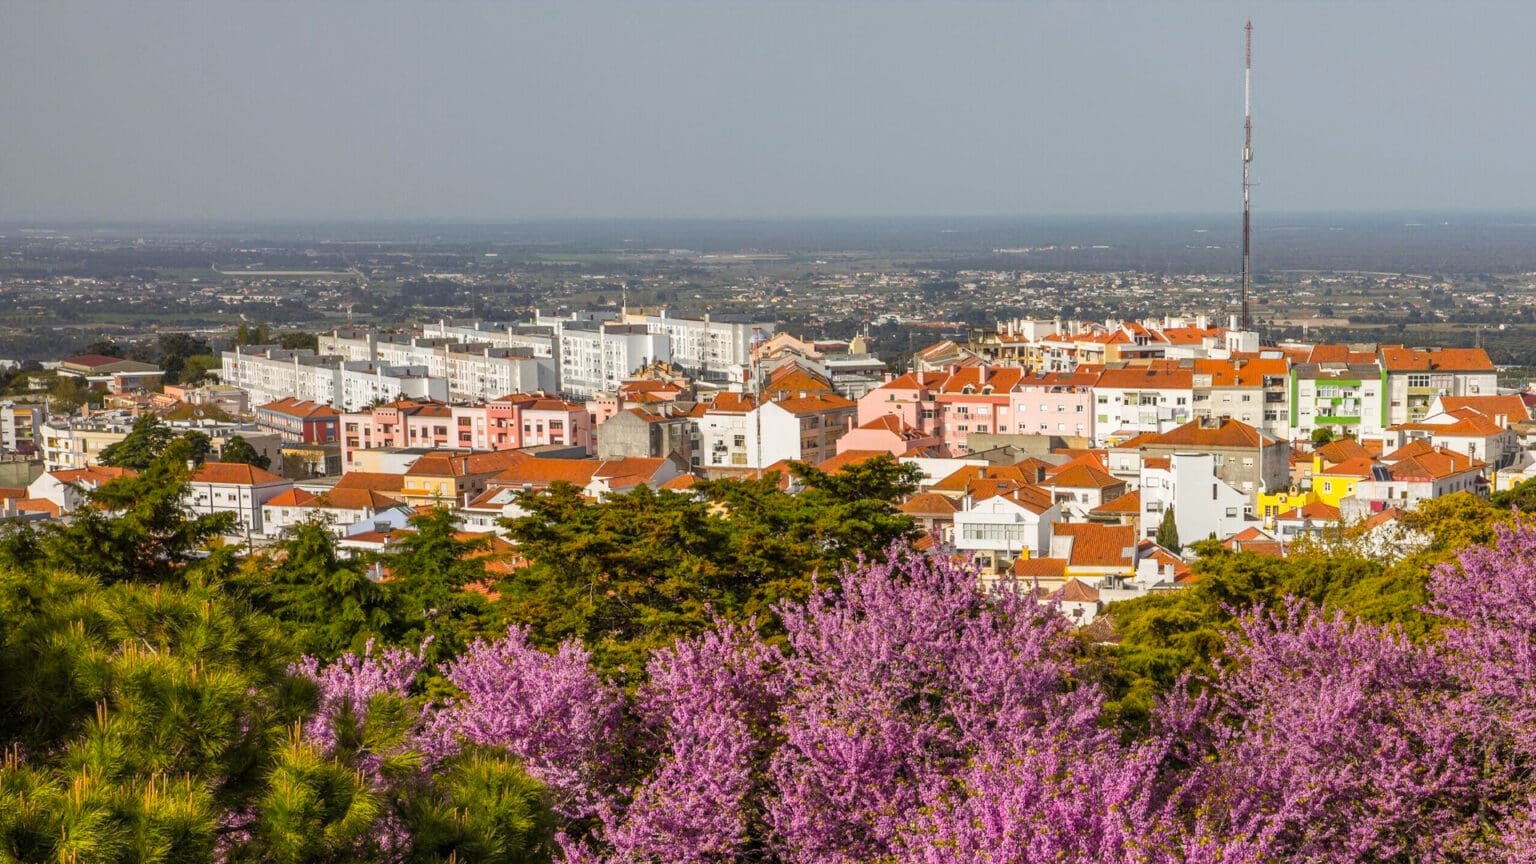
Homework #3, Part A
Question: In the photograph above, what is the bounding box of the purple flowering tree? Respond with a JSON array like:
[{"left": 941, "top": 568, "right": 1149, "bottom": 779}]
[
  {"left": 425, "top": 625, "right": 626, "bottom": 821},
  {"left": 1160, "top": 602, "right": 1481, "bottom": 863}
]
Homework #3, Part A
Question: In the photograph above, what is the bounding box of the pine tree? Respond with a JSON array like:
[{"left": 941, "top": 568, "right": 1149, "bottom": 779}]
[{"left": 1156, "top": 505, "right": 1180, "bottom": 551}]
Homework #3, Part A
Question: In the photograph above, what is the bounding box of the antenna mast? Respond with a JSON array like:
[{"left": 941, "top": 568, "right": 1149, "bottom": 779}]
[{"left": 1241, "top": 20, "right": 1253, "bottom": 331}]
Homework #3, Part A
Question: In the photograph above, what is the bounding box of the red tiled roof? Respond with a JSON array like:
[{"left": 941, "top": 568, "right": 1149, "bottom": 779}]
[
  {"left": 1145, "top": 417, "right": 1267, "bottom": 449},
  {"left": 263, "top": 488, "right": 316, "bottom": 507},
  {"left": 1053, "top": 523, "right": 1138, "bottom": 568},
  {"left": 899, "top": 492, "right": 961, "bottom": 516},
  {"left": 1042, "top": 463, "right": 1123, "bottom": 490},
  {"left": 1379, "top": 345, "right": 1494, "bottom": 373},
  {"left": 1438, "top": 395, "right": 1530, "bottom": 423},
  {"left": 1275, "top": 501, "right": 1342, "bottom": 522},
  {"left": 816, "top": 450, "right": 889, "bottom": 474},
  {"left": 1092, "top": 490, "right": 1142, "bottom": 514},
  {"left": 334, "top": 472, "right": 407, "bottom": 492},
  {"left": 260, "top": 397, "right": 339, "bottom": 419},
  {"left": 1012, "top": 557, "right": 1068, "bottom": 579},
  {"left": 191, "top": 462, "right": 287, "bottom": 485},
  {"left": 772, "top": 392, "right": 856, "bottom": 416}
]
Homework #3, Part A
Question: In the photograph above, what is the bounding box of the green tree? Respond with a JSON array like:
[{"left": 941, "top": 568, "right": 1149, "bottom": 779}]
[
  {"left": 381, "top": 507, "right": 492, "bottom": 660},
  {"left": 47, "top": 374, "right": 95, "bottom": 414},
  {"left": 1155, "top": 506, "right": 1180, "bottom": 551},
  {"left": 80, "top": 338, "right": 124, "bottom": 358},
  {"left": 183, "top": 429, "right": 213, "bottom": 466},
  {"left": 1491, "top": 476, "right": 1536, "bottom": 512},
  {"left": 98, "top": 414, "right": 175, "bottom": 470},
  {"left": 180, "top": 354, "right": 220, "bottom": 385},
  {"left": 278, "top": 332, "right": 319, "bottom": 352},
  {"left": 43, "top": 440, "right": 239, "bottom": 585},
  {"left": 221, "top": 435, "right": 272, "bottom": 470},
  {"left": 499, "top": 455, "right": 921, "bottom": 678},
  {"left": 237, "top": 521, "right": 401, "bottom": 659},
  {"left": 1311, "top": 427, "right": 1336, "bottom": 446},
  {"left": 157, "top": 333, "right": 212, "bottom": 384}
]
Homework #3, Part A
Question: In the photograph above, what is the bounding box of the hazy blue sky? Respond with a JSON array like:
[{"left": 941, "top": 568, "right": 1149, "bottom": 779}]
[{"left": 1, "top": 1, "right": 1532, "bottom": 221}]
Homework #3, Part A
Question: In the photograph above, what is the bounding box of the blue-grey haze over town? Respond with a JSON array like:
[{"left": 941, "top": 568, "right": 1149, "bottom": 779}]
[{"left": 2, "top": 0, "right": 1535, "bottom": 222}]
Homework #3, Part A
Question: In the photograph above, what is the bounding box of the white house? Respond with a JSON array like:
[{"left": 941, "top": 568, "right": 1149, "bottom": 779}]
[
  {"left": 185, "top": 462, "right": 293, "bottom": 540},
  {"left": 1139, "top": 452, "right": 1256, "bottom": 546},
  {"left": 952, "top": 487, "right": 1061, "bottom": 567}
]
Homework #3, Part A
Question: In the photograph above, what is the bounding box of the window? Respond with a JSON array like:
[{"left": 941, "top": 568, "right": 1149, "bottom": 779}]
[
  {"left": 1407, "top": 374, "right": 1431, "bottom": 388},
  {"left": 1226, "top": 508, "right": 1239, "bottom": 518},
  {"left": 732, "top": 434, "right": 745, "bottom": 447}
]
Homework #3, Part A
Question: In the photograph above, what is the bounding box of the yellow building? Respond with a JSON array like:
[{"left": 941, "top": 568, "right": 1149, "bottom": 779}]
[
  {"left": 1312, "top": 456, "right": 1374, "bottom": 508},
  {"left": 1259, "top": 487, "right": 1320, "bottom": 523}
]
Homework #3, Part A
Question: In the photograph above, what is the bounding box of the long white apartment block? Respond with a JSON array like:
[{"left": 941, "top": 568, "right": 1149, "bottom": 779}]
[
  {"left": 222, "top": 347, "right": 447, "bottom": 411},
  {"left": 319, "top": 330, "right": 557, "bottom": 400}
]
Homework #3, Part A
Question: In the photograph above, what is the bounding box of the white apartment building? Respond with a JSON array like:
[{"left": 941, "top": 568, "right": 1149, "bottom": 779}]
[
  {"left": 1139, "top": 452, "right": 1256, "bottom": 546},
  {"left": 0, "top": 401, "right": 43, "bottom": 455},
  {"left": 1093, "top": 364, "right": 1195, "bottom": 445},
  {"left": 222, "top": 347, "right": 447, "bottom": 411},
  {"left": 185, "top": 462, "right": 294, "bottom": 540},
  {"left": 640, "top": 312, "right": 773, "bottom": 381},
  {"left": 557, "top": 323, "right": 671, "bottom": 399},
  {"left": 952, "top": 489, "right": 1061, "bottom": 562},
  {"left": 319, "top": 331, "right": 557, "bottom": 401}
]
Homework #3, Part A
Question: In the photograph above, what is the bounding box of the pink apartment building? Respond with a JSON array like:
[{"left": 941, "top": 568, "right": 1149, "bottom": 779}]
[{"left": 342, "top": 394, "right": 592, "bottom": 469}]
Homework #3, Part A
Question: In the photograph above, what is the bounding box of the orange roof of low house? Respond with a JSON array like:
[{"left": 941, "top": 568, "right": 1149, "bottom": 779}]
[
  {"left": 1053, "top": 523, "right": 1139, "bottom": 568},
  {"left": 263, "top": 488, "right": 316, "bottom": 507},
  {"left": 334, "top": 472, "right": 408, "bottom": 493},
  {"left": 1055, "top": 579, "right": 1101, "bottom": 603},
  {"left": 1094, "top": 362, "right": 1194, "bottom": 390},
  {"left": 307, "top": 487, "right": 407, "bottom": 510},
  {"left": 1437, "top": 395, "right": 1529, "bottom": 423},
  {"left": 1041, "top": 462, "right": 1124, "bottom": 491},
  {"left": 1092, "top": 490, "right": 1142, "bottom": 515},
  {"left": 260, "top": 397, "right": 339, "bottom": 419},
  {"left": 816, "top": 450, "right": 890, "bottom": 474},
  {"left": 1391, "top": 408, "right": 1508, "bottom": 438},
  {"left": 659, "top": 473, "right": 699, "bottom": 491},
  {"left": 1275, "top": 501, "right": 1342, "bottom": 522},
  {"left": 938, "top": 366, "right": 1027, "bottom": 395},
  {"left": 1319, "top": 456, "right": 1379, "bottom": 478},
  {"left": 1012, "top": 557, "right": 1068, "bottom": 580},
  {"left": 191, "top": 462, "right": 286, "bottom": 485},
  {"left": 900, "top": 492, "right": 961, "bottom": 517},
  {"left": 1314, "top": 438, "right": 1372, "bottom": 465},
  {"left": 707, "top": 393, "right": 759, "bottom": 413},
  {"left": 50, "top": 466, "right": 137, "bottom": 486}
]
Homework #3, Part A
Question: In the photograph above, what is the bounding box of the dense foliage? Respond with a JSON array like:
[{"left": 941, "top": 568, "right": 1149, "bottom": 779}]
[{"left": 3, "top": 446, "right": 1536, "bottom": 862}]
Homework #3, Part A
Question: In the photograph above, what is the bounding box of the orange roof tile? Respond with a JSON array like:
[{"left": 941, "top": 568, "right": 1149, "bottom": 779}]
[
  {"left": 1092, "top": 490, "right": 1142, "bottom": 514},
  {"left": 1379, "top": 345, "right": 1494, "bottom": 373},
  {"left": 899, "top": 492, "right": 961, "bottom": 516},
  {"left": 816, "top": 450, "right": 890, "bottom": 474},
  {"left": 1043, "top": 462, "right": 1124, "bottom": 490},
  {"left": 264, "top": 488, "right": 316, "bottom": 507},
  {"left": 1438, "top": 395, "right": 1529, "bottom": 423},
  {"left": 772, "top": 392, "right": 856, "bottom": 415},
  {"left": 334, "top": 472, "right": 408, "bottom": 493},
  {"left": 1012, "top": 557, "right": 1068, "bottom": 579},
  {"left": 1053, "top": 523, "right": 1138, "bottom": 568},
  {"left": 1275, "top": 501, "right": 1342, "bottom": 521},
  {"left": 1145, "top": 417, "right": 1268, "bottom": 449},
  {"left": 191, "top": 462, "right": 287, "bottom": 485}
]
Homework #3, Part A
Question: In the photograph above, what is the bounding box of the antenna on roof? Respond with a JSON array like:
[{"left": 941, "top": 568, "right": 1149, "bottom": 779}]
[{"left": 1240, "top": 21, "right": 1254, "bottom": 333}]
